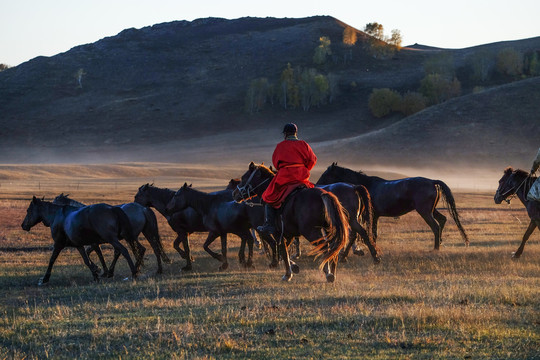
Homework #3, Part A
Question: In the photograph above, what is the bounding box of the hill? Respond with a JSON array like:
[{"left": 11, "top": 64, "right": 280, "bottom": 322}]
[{"left": 0, "top": 16, "right": 539, "bottom": 176}]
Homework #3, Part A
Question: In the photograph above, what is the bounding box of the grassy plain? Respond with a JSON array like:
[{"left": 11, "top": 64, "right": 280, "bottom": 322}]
[{"left": 0, "top": 164, "right": 538, "bottom": 359}]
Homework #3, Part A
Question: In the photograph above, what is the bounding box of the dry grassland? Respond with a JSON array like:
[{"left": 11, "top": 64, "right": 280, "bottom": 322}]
[{"left": 0, "top": 165, "right": 538, "bottom": 359}]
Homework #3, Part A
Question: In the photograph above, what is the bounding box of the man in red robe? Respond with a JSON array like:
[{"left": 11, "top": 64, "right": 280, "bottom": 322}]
[{"left": 257, "top": 123, "right": 317, "bottom": 235}]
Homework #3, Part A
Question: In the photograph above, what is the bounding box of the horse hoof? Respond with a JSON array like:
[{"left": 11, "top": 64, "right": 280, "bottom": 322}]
[
  {"left": 182, "top": 264, "right": 193, "bottom": 271},
  {"left": 291, "top": 264, "right": 300, "bottom": 274},
  {"left": 281, "top": 274, "right": 292, "bottom": 282},
  {"left": 374, "top": 256, "right": 382, "bottom": 264},
  {"left": 511, "top": 252, "right": 521, "bottom": 259},
  {"left": 326, "top": 273, "right": 335, "bottom": 283},
  {"left": 38, "top": 278, "right": 48, "bottom": 286},
  {"left": 219, "top": 263, "right": 229, "bottom": 271},
  {"left": 353, "top": 249, "right": 365, "bottom": 256}
]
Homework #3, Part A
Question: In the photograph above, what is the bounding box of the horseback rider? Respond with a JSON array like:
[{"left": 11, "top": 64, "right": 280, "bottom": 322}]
[
  {"left": 527, "top": 147, "right": 540, "bottom": 201},
  {"left": 257, "top": 123, "right": 317, "bottom": 235}
]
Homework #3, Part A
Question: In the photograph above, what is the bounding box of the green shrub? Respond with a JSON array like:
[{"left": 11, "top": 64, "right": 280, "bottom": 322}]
[
  {"left": 368, "top": 88, "right": 402, "bottom": 118},
  {"left": 401, "top": 91, "right": 427, "bottom": 116}
]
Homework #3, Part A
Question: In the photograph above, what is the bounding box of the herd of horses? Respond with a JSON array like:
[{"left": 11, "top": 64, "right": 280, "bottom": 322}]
[{"left": 21, "top": 163, "right": 539, "bottom": 285}]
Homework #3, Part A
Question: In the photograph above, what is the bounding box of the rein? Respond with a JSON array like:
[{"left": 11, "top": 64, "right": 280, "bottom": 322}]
[{"left": 235, "top": 168, "right": 270, "bottom": 207}]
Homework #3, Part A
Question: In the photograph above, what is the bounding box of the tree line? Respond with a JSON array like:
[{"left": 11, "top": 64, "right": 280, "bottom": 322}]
[{"left": 368, "top": 47, "right": 540, "bottom": 118}]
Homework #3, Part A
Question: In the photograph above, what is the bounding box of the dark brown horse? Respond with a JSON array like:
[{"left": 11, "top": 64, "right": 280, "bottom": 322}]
[
  {"left": 21, "top": 197, "right": 142, "bottom": 285},
  {"left": 166, "top": 183, "right": 256, "bottom": 270},
  {"left": 232, "top": 162, "right": 349, "bottom": 283},
  {"left": 53, "top": 194, "right": 169, "bottom": 275},
  {"left": 494, "top": 167, "right": 539, "bottom": 258},
  {"left": 317, "top": 163, "right": 469, "bottom": 250}
]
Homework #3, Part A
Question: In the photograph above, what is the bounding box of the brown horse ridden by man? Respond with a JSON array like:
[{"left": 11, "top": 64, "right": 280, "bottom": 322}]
[
  {"left": 317, "top": 163, "right": 469, "bottom": 250},
  {"left": 233, "top": 162, "right": 351, "bottom": 283},
  {"left": 494, "top": 167, "right": 540, "bottom": 258},
  {"left": 53, "top": 193, "right": 169, "bottom": 275},
  {"left": 21, "top": 197, "right": 143, "bottom": 285}
]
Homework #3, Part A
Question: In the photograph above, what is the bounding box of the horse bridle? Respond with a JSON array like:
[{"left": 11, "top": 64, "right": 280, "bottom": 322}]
[
  {"left": 496, "top": 173, "right": 531, "bottom": 204},
  {"left": 235, "top": 168, "right": 270, "bottom": 207}
]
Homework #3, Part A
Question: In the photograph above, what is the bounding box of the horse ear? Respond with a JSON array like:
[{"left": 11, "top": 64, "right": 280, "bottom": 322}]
[
  {"left": 504, "top": 167, "right": 513, "bottom": 175},
  {"left": 249, "top": 162, "right": 255, "bottom": 170},
  {"left": 182, "top": 182, "right": 189, "bottom": 188},
  {"left": 32, "top": 196, "right": 37, "bottom": 203},
  {"left": 41, "top": 196, "right": 45, "bottom": 201},
  {"left": 189, "top": 183, "right": 192, "bottom": 188}
]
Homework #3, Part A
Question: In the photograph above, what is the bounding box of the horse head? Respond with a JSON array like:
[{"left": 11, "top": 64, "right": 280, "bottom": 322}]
[
  {"left": 233, "top": 162, "right": 273, "bottom": 203},
  {"left": 494, "top": 167, "right": 530, "bottom": 204},
  {"left": 21, "top": 196, "right": 44, "bottom": 231},
  {"left": 166, "top": 183, "right": 191, "bottom": 212}
]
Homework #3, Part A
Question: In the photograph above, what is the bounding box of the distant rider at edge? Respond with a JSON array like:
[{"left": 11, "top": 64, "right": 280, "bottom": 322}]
[{"left": 527, "top": 147, "right": 540, "bottom": 202}]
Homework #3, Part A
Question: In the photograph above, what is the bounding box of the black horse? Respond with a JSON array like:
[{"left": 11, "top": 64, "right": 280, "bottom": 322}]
[
  {"left": 317, "top": 163, "right": 469, "bottom": 250},
  {"left": 53, "top": 194, "right": 169, "bottom": 275},
  {"left": 166, "top": 183, "right": 257, "bottom": 270},
  {"left": 21, "top": 197, "right": 142, "bottom": 285},
  {"left": 494, "top": 167, "right": 539, "bottom": 258},
  {"left": 232, "top": 162, "right": 349, "bottom": 283},
  {"left": 134, "top": 182, "right": 259, "bottom": 270}
]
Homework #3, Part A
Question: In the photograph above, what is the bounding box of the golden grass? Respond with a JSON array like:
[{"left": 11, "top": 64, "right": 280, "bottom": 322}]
[{"left": 0, "top": 167, "right": 539, "bottom": 359}]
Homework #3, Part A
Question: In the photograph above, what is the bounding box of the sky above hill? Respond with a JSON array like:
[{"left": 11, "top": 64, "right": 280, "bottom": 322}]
[{"left": 2, "top": 0, "right": 539, "bottom": 66}]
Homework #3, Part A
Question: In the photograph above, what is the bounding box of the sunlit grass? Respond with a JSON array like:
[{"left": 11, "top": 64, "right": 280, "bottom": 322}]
[{"left": 1, "top": 181, "right": 539, "bottom": 359}]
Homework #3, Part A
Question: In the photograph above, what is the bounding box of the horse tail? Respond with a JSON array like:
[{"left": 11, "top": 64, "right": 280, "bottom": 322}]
[
  {"left": 354, "top": 184, "right": 375, "bottom": 243},
  {"left": 434, "top": 180, "right": 469, "bottom": 246},
  {"left": 143, "top": 207, "right": 170, "bottom": 263},
  {"left": 309, "top": 191, "right": 349, "bottom": 270},
  {"left": 112, "top": 207, "right": 143, "bottom": 261}
]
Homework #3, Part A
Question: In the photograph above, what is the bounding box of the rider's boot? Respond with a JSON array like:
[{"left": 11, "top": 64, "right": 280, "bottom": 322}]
[{"left": 257, "top": 203, "right": 277, "bottom": 235}]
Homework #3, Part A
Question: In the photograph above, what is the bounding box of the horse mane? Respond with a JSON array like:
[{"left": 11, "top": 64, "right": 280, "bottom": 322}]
[
  {"left": 256, "top": 163, "right": 275, "bottom": 176},
  {"left": 330, "top": 162, "right": 365, "bottom": 176},
  {"left": 506, "top": 167, "right": 537, "bottom": 180}
]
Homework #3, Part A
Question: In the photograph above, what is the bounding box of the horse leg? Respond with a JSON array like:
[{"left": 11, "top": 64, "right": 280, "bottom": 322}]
[
  {"left": 105, "top": 249, "right": 121, "bottom": 278},
  {"left": 173, "top": 232, "right": 194, "bottom": 271},
  {"left": 109, "top": 239, "right": 138, "bottom": 278},
  {"left": 351, "top": 220, "right": 381, "bottom": 264},
  {"left": 238, "top": 231, "right": 254, "bottom": 268},
  {"left": 141, "top": 229, "right": 164, "bottom": 274},
  {"left": 76, "top": 247, "right": 100, "bottom": 282},
  {"left": 39, "top": 245, "right": 64, "bottom": 285},
  {"left": 417, "top": 209, "right": 442, "bottom": 250},
  {"left": 203, "top": 232, "right": 228, "bottom": 270},
  {"left": 279, "top": 237, "right": 293, "bottom": 282},
  {"left": 323, "top": 260, "right": 338, "bottom": 283},
  {"left": 220, "top": 235, "right": 228, "bottom": 271},
  {"left": 250, "top": 228, "right": 262, "bottom": 250},
  {"left": 433, "top": 209, "right": 447, "bottom": 245},
  {"left": 339, "top": 231, "right": 356, "bottom": 262},
  {"left": 259, "top": 232, "right": 278, "bottom": 268},
  {"left": 291, "top": 236, "right": 301, "bottom": 259},
  {"left": 513, "top": 220, "right": 537, "bottom": 258},
  {"left": 90, "top": 244, "right": 109, "bottom": 276}
]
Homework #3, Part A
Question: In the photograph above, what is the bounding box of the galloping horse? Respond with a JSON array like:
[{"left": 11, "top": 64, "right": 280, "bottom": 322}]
[
  {"left": 233, "top": 162, "right": 349, "bottom": 283},
  {"left": 21, "top": 197, "right": 141, "bottom": 285},
  {"left": 494, "top": 167, "right": 539, "bottom": 257},
  {"left": 53, "top": 194, "right": 169, "bottom": 275},
  {"left": 317, "top": 163, "right": 469, "bottom": 250},
  {"left": 166, "top": 183, "right": 256, "bottom": 270}
]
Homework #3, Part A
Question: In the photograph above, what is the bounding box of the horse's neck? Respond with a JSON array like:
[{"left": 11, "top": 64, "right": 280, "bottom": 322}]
[
  {"left": 341, "top": 168, "right": 373, "bottom": 185},
  {"left": 150, "top": 187, "right": 175, "bottom": 214},
  {"left": 41, "top": 202, "right": 63, "bottom": 227},
  {"left": 185, "top": 190, "right": 216, "bottom": 214}
]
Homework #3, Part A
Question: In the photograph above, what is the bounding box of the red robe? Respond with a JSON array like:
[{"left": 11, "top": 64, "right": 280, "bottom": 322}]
[{"left": 262, "top": 138, "right": 317, "bottom": 208}]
